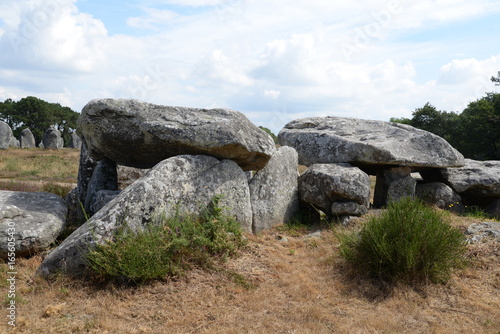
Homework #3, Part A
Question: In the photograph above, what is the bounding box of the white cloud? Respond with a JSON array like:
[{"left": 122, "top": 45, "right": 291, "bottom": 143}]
[{"left": 1, "top": 0, "right": 500, "bottom": 134}]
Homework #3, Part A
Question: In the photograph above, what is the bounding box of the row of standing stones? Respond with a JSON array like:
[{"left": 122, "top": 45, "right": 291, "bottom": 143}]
[
  {"left": 0, "top": 99, "right": 499, "bottom": 277},
  {"left": 0, "top": 121, "right": 82, "bottom": 149}
]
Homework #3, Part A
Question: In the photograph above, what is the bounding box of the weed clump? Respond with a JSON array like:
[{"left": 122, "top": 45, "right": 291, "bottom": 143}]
[
  {"left": 338, "top": 197, "right": 467, "bottom": 284},
  {"left": 85, "top": 196, "right": 246, "bottom": 284}
]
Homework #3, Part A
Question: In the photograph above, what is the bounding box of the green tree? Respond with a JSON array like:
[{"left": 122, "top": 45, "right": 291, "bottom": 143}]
[
  {"left": 259, "top": 126, "right": 278, "bottom": 144},
  {"left": 0, "top": 96, "right": 79, "bottom": 145},
  {"left": 458, "top": 93, "right": 500, "bottom": 160}
]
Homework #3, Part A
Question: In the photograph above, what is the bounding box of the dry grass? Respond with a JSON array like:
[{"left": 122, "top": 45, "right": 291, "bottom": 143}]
[
  {"left": 1, "top": 149, "right": 499, "bottom": 333},
  {"left": 0, "top": 212, "right": 498, "bottom": 334},
  {"left": 0, "top": 148, "right": 79, "bottom": 184}
]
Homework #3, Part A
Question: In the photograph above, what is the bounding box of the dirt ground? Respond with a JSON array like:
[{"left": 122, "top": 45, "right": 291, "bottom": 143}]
[{"left": 1, "top": 213, "right": 499, "bottom": 334}]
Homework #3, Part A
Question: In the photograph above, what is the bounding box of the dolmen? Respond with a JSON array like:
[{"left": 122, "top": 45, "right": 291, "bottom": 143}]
[
  {"left": 38, "top": 99, "right": 299, "bottom": 276},
  {"left": 36, "top": 101, "right": 500, "bottom": 277}
]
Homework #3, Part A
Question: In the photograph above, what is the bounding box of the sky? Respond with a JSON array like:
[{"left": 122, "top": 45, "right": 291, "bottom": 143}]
[{"left": 0, "top": 0, "right": 499, "bottom": 133}]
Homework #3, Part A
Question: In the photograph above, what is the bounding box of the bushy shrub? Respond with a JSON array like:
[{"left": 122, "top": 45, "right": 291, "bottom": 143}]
[
  {"left": 85, "top": 196, "right": 246, "bottom": 283},
  {"left": 338, "top": 197, "right": 467, "bottom": 284}
]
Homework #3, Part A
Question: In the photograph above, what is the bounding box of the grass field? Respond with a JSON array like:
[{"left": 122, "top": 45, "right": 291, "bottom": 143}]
[{"left": 0, "top": 149, "right": 499, "bottom": 333}]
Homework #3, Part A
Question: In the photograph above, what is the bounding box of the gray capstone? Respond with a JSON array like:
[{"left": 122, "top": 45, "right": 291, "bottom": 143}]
[
  {"left": 373, "top": 166, "right": 416, "bottom": 208},
  {"left": 77, "top": 98, "right": 276, "bottom": 171},
  {"left": 0, "top": 121, "right": 13, "bottom": 149},
  {"left": 37, "top": 155, "right": 252, "bottom": 277},
  {"left": 299, "top": 163, "right": 371, "bottom": 215},
  {"left": 20, "top": 128, "right": 36, "bottom": 148},
  {"left": 0, "top": 191, "right": 67, "bottom": 258},
  {"left": 278, "top": 116, "right": 464, "bottom": 169},
  {"left": 249, "top": 146, "right": 300, "bottom": 233}
]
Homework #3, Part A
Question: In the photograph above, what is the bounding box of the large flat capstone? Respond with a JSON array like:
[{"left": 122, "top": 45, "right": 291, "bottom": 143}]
[
  {"left": 77, "top": 98, "right": 276, "bottom": 171},
  {"left": 278, "top": 117, "right": 465, "bottom": 169}
]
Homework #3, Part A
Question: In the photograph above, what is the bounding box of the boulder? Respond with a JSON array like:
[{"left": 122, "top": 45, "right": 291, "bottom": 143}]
[
  {"left": 20, "top": 128, "right": 36, "bottom": 148},
  {"left": 278, "top": 117, "right": 464, "bottom": 170},
  {"left": 416, "top": 182, "right": 464, "bottom": 213},
  {"left": 423, "top": 159, "right": 500, "bottom": 198},
  {"left": 249, "top": 146, "right": 300, "bottom": 233},
  {"left": 331, "top": 201, "right": 368, "bottom": 217},
  {"left": 42, "top": 127, "right": 62, "bottom": 149},
  {"left": 0, "top": 121, "right": 13, "bottom": 149},
  {"left": 37, "top": 155, "right": 252, "bottom": 277},
  {"left": 0, "top": 191, "right": 67, "bottom": 258},
  {"left": 68, "top": 132, "right": 82, "bottom": 149},
  {"left": 77, "top": 98, "right": 276, "bottom": 171},
  {"left": 299, "top": 163, "right": 370, "bottom": 215},
  {"left": 84, "top": 158, "right": 118, "bottom": 218},
  {"left": 373, "top": 167, "right": 416, "bottom": 207}
]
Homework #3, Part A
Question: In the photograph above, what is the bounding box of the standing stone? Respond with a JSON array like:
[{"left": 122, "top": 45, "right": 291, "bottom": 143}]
[
  {"left": 37, "top": 155, "right": 252, "bottom": 277},
  {"left": 68, "top": 132, "right": 82, "bottom": 149},
  {"left": 485, "top": 199, "right": 500, "bottom": 221},
  {"left": 0, "top": 191, "right": 67, "bottom": 258},
  {"left": 20, "top": 128, "right": 36, "bottom": 148},
  {"left": 84, "top": 158, "right": 118, "bottom": 217},
  {"left": 373, "top": 167, "right": 416, "bottom": 207},
  {"left": 76, "top": 142, "right": 98, "bottom": 223},
  {"left": 331, "top": 201, "right": 368, "bottom": 217},
  {"left": 57, "top": 137, "right": 64, "bottom": 149},
  {"left": 9, "top": 137, "right": 20, "bottom": 148},
  {"left": 249, "top": 146, "right": 300, "bottom": 233},
  {"left": 278, "top": 117, "right": 465, "bottom": 169},
  {"left": 299, "top": 163, "right": 371, "bottom": 215},
  {"left": 42, "top": 127, "right": 62, "bottom": 149},
  {"left": 77, "top": 98, "right": 276, "bottom": 171},
  {"left": 0, "top": 121, "right": 13, "bottom": 149}
]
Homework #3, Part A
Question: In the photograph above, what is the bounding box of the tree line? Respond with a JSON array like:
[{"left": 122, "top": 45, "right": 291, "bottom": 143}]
[
  {"left": 391, "top": 73, "right": 500, "bottom": 161},
  {"left": 0, "top": 96, "right": 79, "bottom": 146}
]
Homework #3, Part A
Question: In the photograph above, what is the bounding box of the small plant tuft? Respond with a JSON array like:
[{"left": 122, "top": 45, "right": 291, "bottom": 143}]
[
  {"left": 85, "top": 196, "right": 246, "bottom": 284},
  {"left": 338, "top": 197, "right": 467, "bottom": 284}
]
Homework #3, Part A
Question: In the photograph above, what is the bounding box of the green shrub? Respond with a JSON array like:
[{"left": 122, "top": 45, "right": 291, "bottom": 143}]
[
  {"left": 85, "top": 196, "right": 246, "bottom": 283},
  {"left": 338, "top": 197, "right": 467, "bottom": 284}
]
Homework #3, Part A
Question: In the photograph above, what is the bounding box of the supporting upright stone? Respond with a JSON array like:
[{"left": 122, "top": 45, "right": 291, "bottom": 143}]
[{"left": 373, "top": 166, "right": 416, "bottom": 207}]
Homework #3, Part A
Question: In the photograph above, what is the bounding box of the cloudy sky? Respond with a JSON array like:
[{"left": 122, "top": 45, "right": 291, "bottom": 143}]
[{"left": 0, "top": 0, "right": 499, "bottom": 133}]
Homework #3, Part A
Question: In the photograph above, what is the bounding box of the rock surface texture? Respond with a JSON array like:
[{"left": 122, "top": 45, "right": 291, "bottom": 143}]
[
  {"left": 20, "top": 128, "right": 36, "bottom": 148},
  {"left": 299, "top": 163, "right": 371, "bottom": 215},
  {"left": 278, "top": 117, "right": 465, "bottom": 170},
  {"left": 0, "top": 121, "right": 13, "bottom": 149},
  {"left": 0, "top": 191, "right": 67, "bottom": 258},
  {"left": 37, "top": 155, "right": 252, "bottom": 277},
  {"left": 373, "top": 167, "right": 416, "bottom": 207},
  {"left": 416, "top": 182, "right": 464, "bottom": 213},
  {"left": 77, "top": 99, "right": 276, "bottom": 171},
  {"left": 249, "top": 146, "right": 300, "bottom": 233},
  {"left": 431, "top": 159, "right": 500, "bottom": 197}
]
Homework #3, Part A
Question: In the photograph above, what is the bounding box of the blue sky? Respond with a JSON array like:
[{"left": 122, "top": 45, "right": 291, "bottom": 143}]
[{"left": 0, "top": 0, "right": 499, "bottom": 133}]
